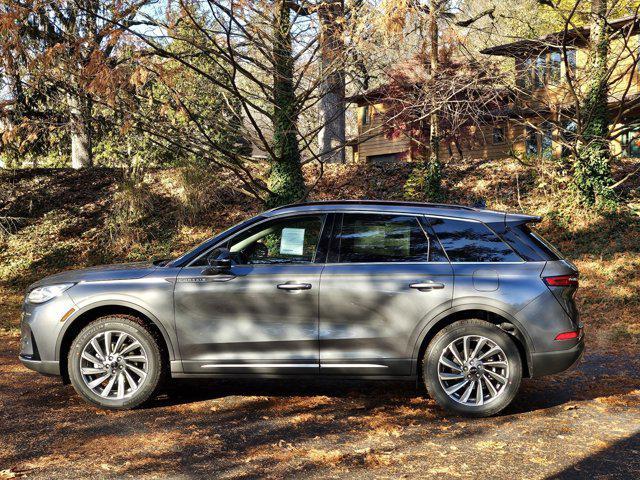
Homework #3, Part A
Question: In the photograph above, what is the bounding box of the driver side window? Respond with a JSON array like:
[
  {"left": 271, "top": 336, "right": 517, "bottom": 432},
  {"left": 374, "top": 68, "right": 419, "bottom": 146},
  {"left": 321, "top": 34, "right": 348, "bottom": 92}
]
[{"left": 226, "top": 215, "right": 324, "bottom": 265}]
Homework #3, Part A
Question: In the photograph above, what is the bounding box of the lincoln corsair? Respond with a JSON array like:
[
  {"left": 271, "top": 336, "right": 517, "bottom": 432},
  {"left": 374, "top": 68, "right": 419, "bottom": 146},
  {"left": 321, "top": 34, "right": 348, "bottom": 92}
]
[{"left": 20, "top": 200, "right": 584, "bottom": 416}]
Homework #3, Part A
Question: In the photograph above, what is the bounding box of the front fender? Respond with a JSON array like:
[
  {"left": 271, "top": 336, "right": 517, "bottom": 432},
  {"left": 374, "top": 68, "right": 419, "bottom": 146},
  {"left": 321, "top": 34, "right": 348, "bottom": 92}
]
[{"left": 56, "top": 297, "right": 178, "bottom": 361}]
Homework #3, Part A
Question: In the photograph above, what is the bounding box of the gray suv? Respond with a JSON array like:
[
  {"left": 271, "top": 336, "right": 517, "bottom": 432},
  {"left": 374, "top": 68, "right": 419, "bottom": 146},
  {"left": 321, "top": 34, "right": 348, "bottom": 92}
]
[{"left": 19, "top": 201, "right": 584, "bottom": 416}]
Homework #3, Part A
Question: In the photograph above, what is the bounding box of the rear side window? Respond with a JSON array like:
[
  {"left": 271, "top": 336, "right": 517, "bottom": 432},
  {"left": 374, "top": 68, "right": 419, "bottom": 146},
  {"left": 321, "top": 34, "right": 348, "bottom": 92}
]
[
  {"left": 336, "top": 214, "right": 444, "bottom": 263},
  {"left": 429, "top": 218, "right": 522, "bottom": 262}
]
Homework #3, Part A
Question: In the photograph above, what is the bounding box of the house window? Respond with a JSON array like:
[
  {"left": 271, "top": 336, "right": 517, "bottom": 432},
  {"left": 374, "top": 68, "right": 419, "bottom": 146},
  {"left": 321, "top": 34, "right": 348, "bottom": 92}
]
[
  {"left": 367, "top": 153, "right": 402, "bottom": 163},
  {"left": 534, "top": 55, "right": 546, "bottom": 89},
  {"left": 622, "top": 127, "right": 640, "bottom": 157},
  {"left": 566, "top": 49, "right": 576, "bottom": 78},
  {"left": 522, "top": 49, "right": 574, "bottom": 89},
  {"left": 361, "top": 105, "right": 370, "bottom": 126},
  {"left": 519, "top": 58, "right": 533, "bottom": 90},
  {"left": 525, "top": 127, "right": 538, "bottom": 155},
  {"left": 492, "top": 126, "right": 506, "bottom": 145},
  {"left": 549, "top": 51, "right": 562, "bottom": 84}
]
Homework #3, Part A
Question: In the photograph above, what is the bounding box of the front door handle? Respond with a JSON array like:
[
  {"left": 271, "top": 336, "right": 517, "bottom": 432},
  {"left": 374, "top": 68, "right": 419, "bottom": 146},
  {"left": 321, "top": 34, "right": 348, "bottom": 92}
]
[
  {"left": 277, "top": 283, "right": 312, "bottom": 291},
  {"left": 410, "top": 281, "right": 445, "bottom": 291}
]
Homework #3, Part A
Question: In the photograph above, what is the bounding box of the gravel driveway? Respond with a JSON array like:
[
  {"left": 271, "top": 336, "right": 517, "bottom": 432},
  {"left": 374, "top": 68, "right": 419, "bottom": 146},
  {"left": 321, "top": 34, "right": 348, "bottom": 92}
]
[{"left": 1, "top": 333, "right": 638, "bottom": 479}]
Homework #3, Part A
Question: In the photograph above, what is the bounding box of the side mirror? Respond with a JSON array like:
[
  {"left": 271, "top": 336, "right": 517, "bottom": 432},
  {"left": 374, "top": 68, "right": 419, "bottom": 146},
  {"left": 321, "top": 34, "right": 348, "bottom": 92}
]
[{"left": 202, "top": 248, "right": 232, "bottom": 275}]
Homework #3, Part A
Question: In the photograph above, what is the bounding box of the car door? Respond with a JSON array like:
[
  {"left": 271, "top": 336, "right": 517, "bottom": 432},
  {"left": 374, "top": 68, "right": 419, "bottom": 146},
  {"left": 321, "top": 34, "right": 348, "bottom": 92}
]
[
  {"left": 319, "top": 212, "right": 454, "bottom": 376},
  {"left": 174, "top": 214, "right": 328, "bottom": 374}
]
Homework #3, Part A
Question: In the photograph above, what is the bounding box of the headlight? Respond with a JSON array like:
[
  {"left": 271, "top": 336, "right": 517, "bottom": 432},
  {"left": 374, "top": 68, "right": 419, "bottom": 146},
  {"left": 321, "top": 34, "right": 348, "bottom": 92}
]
[{"left": 27, "top": 283, "right": 75, "bottom": 304}]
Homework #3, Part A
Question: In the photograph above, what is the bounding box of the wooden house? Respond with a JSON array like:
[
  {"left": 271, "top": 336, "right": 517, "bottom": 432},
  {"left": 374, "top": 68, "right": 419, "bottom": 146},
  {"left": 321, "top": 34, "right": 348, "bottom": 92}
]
[{"left": 348, "top": 16, "right": 640, "bottom": 163}]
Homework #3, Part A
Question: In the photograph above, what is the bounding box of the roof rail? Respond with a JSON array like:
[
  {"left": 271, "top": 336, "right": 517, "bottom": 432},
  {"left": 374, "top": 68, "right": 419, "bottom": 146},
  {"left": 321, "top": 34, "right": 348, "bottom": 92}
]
[{"left": 269, "top": 199, "right": 477, "bottom": 211}]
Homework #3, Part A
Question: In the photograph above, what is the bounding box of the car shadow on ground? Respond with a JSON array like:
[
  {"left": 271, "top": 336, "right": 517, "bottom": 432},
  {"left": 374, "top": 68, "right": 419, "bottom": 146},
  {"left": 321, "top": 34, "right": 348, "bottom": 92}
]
[
  {"left": 547, "top": 431, "right": 640, "bottom": 479},
  {"left": 149, "top": 351, "right": 639, "bottom": 417}
]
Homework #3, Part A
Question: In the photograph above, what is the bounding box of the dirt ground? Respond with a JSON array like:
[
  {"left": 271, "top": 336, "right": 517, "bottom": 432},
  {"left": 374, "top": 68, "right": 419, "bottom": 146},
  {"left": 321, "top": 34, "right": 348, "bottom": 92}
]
[{"left": 1, "top": 333, "right": 638, "bottom": 480}]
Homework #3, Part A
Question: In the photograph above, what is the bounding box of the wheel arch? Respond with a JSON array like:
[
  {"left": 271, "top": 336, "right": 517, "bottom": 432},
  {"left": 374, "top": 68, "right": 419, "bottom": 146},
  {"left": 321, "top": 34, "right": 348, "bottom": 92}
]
[
  {"left": 57, "top": 302, "right": 175, "bottom": 384},
  {"left": 412, "top": 306, "right": 533, "bottom": 378}
]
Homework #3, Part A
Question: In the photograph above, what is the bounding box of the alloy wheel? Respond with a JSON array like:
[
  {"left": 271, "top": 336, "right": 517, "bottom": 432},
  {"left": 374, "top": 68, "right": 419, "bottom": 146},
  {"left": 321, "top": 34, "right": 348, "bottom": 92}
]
[
  {"left": 437, "top": 335, "right": 510, "bottom": 406},
  {"left": 79, "top": 330, "right": 148, "bottom": 400}
]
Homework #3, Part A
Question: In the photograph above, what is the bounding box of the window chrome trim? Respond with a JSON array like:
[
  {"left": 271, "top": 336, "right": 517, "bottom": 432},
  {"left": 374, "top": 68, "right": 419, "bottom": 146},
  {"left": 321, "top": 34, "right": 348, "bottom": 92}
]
[
  {"left": 320, "top": 364, "right": 389, "bottom": 368},
  {"left": 186, "top": 210, "right": 527, "bottom": 268}
]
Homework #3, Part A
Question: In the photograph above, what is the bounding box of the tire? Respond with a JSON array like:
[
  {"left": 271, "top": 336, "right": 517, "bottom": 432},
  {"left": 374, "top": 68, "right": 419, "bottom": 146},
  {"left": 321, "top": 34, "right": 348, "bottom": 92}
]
[
  {"left": 422, "top": 319, "right": 522, "bottom": 417},
  {"left": 68, "top": 315, "right": 164, "bottom": 410}
]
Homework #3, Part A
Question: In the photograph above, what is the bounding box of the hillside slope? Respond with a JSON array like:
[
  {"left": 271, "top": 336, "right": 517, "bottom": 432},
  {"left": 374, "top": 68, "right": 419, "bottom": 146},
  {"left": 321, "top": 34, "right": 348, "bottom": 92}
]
[{"left": 1, "top": 160, "right": 638, "bottom": 349}]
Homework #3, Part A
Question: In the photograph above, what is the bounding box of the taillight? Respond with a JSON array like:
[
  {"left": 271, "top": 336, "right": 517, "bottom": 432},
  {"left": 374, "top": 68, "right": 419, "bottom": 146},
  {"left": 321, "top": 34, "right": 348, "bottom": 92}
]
[
  {"left": 543, "top": 274, "right": 579, "bottom": 287},
  {"left": 555, "top": 330, "right": 580, "bottom": 341}
]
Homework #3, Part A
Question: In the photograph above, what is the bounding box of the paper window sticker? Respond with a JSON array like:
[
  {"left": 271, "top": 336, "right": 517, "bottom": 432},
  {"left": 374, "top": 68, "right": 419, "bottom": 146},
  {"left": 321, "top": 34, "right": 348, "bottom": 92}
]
[{"left": 280, "top": 228, "right": 305, "bottom": 255}]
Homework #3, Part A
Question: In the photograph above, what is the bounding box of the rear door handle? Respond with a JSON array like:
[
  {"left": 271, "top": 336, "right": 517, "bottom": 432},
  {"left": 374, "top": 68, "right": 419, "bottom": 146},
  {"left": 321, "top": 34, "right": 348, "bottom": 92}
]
[
  {"left": 277, "top": 283, "right": 312, "bottom": 291},
  {"left": 410, "top": 281, "right": 445, "bottom": 291}
]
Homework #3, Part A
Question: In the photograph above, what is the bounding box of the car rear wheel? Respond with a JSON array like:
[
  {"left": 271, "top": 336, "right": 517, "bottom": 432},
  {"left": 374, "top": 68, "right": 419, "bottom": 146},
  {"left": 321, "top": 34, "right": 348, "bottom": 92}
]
[
  {"left": 422, "top": 319, "right": 522, "bottom": 417},
  {"left": 68, "top": 315, "right": 164, "bottom": 410}
]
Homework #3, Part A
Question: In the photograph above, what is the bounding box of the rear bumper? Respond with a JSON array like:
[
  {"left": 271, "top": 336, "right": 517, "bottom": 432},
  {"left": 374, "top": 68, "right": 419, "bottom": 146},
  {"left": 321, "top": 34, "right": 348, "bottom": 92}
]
[
  {"left": 19, "top": 355, "right": 61, "bottom": 376},
  {"left": 529, "top": 339, "right": 585, "bottom": 378}
]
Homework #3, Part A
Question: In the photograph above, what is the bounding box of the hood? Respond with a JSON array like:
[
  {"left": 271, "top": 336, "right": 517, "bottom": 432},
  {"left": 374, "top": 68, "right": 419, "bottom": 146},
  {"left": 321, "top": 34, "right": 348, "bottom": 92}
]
[{"left": 28, "top": 262, "right": 157, "bottom": 291}]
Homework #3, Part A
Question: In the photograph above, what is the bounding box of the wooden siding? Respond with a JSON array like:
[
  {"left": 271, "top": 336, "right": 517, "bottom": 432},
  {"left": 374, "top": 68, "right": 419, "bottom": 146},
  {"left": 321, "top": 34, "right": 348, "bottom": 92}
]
[
  {"left": 355, "top": 103, "right": 411, "bottom": 162},
  {"left": 438, "top": 122, "right": 527, "bottom": 161}
]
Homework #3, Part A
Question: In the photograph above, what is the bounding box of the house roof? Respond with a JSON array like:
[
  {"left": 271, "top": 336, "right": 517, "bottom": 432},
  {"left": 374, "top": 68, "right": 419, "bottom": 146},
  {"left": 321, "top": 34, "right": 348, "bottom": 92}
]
[
  {"left": 481, "top": 15, "right": 640, "bottom": 57},
  {"left": 346, "top": 86, "right": 388, "bottom": 104}
]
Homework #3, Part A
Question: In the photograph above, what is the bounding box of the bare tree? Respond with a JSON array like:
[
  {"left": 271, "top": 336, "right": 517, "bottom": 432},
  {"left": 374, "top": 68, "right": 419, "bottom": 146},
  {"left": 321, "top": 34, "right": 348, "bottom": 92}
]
[
  {"left": 0, "top": 0, "right": 155, "bottom": 168},
  {"left": 106, "top": 0, "right": 365, "bottom": 205},
  {"left": 372, "top": 0, "right": 496, "bottom": 198},
  {"left": 502, "top": 0, "right": 640, "bottom": 204}
]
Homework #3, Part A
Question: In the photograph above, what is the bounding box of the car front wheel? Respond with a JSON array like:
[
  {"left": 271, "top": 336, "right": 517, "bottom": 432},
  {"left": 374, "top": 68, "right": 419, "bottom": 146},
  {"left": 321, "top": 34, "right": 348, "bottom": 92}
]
[
  {"left": 68, "top": 315, "right": 164, "bottom": 410},
  {"left": 422, "top": 319, "right": 522, "bottom": 417}
]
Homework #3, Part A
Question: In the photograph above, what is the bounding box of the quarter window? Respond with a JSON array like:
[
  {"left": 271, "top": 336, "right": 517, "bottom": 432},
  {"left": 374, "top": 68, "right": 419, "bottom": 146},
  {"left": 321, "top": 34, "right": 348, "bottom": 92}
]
[
  {"left": 336, "top": 214, "right": 443, "bottom": 263},
  {"left": 429, "top": 218, "right": 522, "bottom": 263},
  {"left": 225, "top": 215, "right": 324, "bottom": 265}
]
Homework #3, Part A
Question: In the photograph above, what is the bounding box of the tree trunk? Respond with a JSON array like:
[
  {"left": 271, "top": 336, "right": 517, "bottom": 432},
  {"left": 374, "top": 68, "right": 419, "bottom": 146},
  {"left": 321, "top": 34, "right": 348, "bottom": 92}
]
[
  {"left": 2, "top": 56, "right": 26, "bottom": 168},
  {"left": 67, "top": 92, "right": 93, "bottom": 169},
  {"left": 575, "top": 0, "right": 614, "bottom": 205},
  {"left": 317, "top": 0, "right": 346, "bottom": 164},
  {"left": 426, "top": 0, "right": 442, "bottom": 198},
  {"left": 267, "top": 0, "right": 306, "bottom": 207}
]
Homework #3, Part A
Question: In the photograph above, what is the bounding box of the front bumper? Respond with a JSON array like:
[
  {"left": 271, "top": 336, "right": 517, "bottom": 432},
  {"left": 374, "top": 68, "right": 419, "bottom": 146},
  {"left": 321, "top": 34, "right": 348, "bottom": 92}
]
[
  {"left": 18, "top": 355, "right": 60, "bottom": 376},
  {"left": 19, "top": 292, "right": 76, "bottom": 376},
  {"left": 529, "top": 338, "right": 585, "bottom": 378}
]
